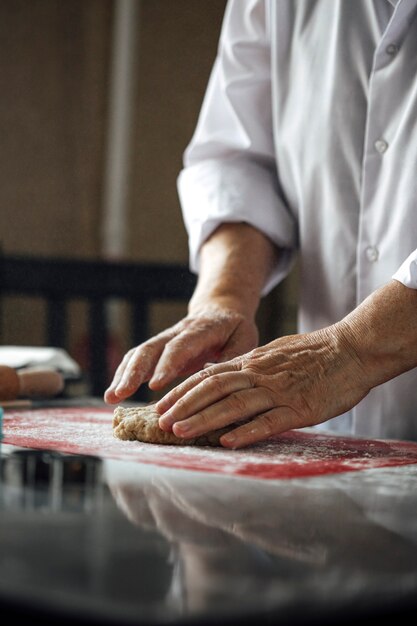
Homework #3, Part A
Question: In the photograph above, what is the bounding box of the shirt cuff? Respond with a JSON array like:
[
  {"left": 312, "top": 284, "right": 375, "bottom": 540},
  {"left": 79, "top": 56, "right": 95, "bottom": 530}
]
[
  {"left": 177, "top": 157, "right": 297, "bottom": 295},
  {"left": 392, "top": 250, "right": 417, "bottom": 289}
]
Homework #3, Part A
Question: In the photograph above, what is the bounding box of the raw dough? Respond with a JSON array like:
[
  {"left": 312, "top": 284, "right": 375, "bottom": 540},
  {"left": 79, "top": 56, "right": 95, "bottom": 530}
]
[{"left": 113, "top": 404, "right": 235, "bottom": 447}]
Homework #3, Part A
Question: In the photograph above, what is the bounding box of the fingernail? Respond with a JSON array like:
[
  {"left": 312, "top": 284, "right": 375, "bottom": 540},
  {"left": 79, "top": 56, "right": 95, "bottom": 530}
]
[
  {"left": 222, "top": 432, "right": 236, "bottom": 444},
  {"left": 150, "top": 372, "right": 166, "bottom": 385},
  {"left": 173, "top": 421, "right": 190, "bottom": 435},
  {"left": 158, "top": 416, "right": 171, "bottom": 431},
  {"left": 159, "top": 411, "right": 173, "bottom": 426}
]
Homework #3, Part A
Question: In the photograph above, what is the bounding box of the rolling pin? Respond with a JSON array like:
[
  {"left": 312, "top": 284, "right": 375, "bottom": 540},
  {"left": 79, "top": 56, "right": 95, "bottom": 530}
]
[{"left": 0, "top": 365, "right": 64, "bottom": 401}]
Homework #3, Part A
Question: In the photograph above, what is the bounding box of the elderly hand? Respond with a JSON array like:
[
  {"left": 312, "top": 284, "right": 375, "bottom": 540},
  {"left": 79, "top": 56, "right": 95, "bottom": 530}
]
[
  {"left": 156, "top": 325, "right": 371, "bottom": 448},
  {"left": 156, "top": 279, "right": 417, "bottom": 447},
  {"left": 104, "top": 222, "right": 281, "bottom": 404},
  {"left": 104, "top": 303, "right": 258, "bottom": 403}
]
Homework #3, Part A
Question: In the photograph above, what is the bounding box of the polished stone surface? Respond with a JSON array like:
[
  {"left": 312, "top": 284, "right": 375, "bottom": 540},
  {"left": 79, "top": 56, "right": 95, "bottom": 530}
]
[{"left": 1, "top": 439, "right": 417, "bottom": 625}]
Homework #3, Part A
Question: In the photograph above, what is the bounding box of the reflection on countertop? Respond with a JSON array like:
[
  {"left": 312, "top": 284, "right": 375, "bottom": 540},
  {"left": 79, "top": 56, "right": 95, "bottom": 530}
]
[
  {"left": 1, "top": 444, "right": 417, "bottom": 625},
  {"left": 105, "top": 458, "right": 417, "bottom": 620}
]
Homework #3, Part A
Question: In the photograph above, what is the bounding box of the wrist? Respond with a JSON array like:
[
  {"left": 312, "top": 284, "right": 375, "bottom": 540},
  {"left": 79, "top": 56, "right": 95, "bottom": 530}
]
[
  {"left": 188, "top": 290, "right": 257, "bottom": 321},
  {"left": 335, "top": 280, "right": 417, "bottom": 389},
  {"left": 189, "top": 222, "right": 279, "bottom": 321}
]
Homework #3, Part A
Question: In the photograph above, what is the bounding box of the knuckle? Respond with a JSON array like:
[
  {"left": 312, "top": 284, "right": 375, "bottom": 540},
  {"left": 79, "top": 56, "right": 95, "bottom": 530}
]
[
  {"left": 131, "top": 344, "right": 158, "bottom": 371},
  {"left": 121, "top": 348, "right": 136, "bottom": 364},
  {"left": 241, "top": 349, "right": 259, "bottom": 369},
  {"left": 144, "top": 335, "right": 164, "bottom": 349},
  {"left": 196, "top": 368, "right": 211, "bottom": 382},
  {"left": 138, "top": 344, "right": 154, "bottom": 360},
  {"left": 164, "top": 336, "right": 194, "bottom": 357},
  {"left": 226, "top": 392, "right": 248, "bottom": 415},
  {"left": 125, "top": 365, "right": 142, "bottom": 383},
  {"left": 263, "top": 387, "right": 277, "bottom": 408},
  {"left": 171, "top": 317, "right": 206, "bottom": 336},
  {"left": 172, "top": 394, "right": 189, "bottom": 411},
  {"left": 195, "top": 410, "right": 212, "bottom": 427},
  {"left": 244, "top": 369, "right": 257, "bottom": 388},
  {"left": 208, "top": 374, "right": 228, "bottom": 396},
  {"left": 259, "top": 413, "right": 277, "bottom": 436}
]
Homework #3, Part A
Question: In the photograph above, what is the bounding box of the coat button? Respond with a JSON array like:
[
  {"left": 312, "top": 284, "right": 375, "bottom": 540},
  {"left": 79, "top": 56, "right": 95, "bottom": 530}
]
[
  {"left": 374, "top": 139, "right": 388, "bottom": 154},
  {"left": 386, "top": 43, "right": 399, "bottom": 56},
  {"left": 365, "top": 246, "right": 379, "bottom": 262}
]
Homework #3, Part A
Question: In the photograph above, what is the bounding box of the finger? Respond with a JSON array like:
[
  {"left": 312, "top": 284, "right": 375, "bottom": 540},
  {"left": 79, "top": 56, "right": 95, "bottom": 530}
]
[
  {"left": 149, "top": 328, "right": 227, "bottom": 390},
  {"left": 220, "top": 406, "right": 299, "bottom": 449},
  {"left": 113, "top": 336, "right": 170, "bottom": 399},
  {"left": 156, "top": 361, "right": 238, "bottom": 415},
  {"left": 220, "top": 407, "right": 300, "bottom": 449},
  {"left": 104, "top": 349, "right": 136, "bottom": 403},
  {"left": 158, "top": 371, "right": 254, "bottom": 431},
  {"left": 171, "top": 388, "right": 274, "bottom": 439},
  {"left": 175, "top": 348, "right": 223, "bottom": 378}
]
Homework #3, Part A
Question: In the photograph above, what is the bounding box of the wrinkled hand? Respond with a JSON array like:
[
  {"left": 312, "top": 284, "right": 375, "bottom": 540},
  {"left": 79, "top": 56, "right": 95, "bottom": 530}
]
[
  {"left": 104, "top": 305, "right": 258, "bottom": 403},
  {"left": 156, "top": 325, "right": 371, "bottom": 448}
]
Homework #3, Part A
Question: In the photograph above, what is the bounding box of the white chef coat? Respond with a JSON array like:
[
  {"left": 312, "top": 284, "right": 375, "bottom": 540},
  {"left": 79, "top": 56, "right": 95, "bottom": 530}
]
[{"left": 177, "top": 0, "right": 417, "bottom": 440}]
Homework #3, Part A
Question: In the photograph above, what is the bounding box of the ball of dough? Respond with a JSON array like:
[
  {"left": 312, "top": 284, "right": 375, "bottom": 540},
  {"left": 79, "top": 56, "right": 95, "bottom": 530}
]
[{"left": 113, "top": 405, "right": 235, "bottom": 447}]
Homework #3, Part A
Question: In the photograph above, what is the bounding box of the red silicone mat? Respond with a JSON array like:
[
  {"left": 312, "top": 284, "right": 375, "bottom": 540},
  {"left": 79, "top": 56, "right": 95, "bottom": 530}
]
[{"left": 2, "top": 406, "right": 417, "bottom": 480}]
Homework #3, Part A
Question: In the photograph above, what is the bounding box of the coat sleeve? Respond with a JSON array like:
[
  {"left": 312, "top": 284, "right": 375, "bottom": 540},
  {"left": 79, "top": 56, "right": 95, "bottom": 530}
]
[
  {"left": 392, "top": 250, "right": 417, "bottom": 289},
  {"left": 177, "top": 0, "right": 297, "bottom": 294}
]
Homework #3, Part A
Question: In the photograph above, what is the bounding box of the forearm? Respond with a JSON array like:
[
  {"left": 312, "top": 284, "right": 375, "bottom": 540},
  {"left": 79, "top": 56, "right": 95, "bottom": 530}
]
[
  {"left": 189, "top": 222, "right": 280, "bottom": 319},
  {"left": 336, "top": 279, "right": 417, "bottom": 389}
]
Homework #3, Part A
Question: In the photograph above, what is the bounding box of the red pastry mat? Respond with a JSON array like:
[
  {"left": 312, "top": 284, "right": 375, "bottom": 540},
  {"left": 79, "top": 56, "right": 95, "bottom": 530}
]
[{"left": 2, "top": 406, "right": 417, "bottom": 480}]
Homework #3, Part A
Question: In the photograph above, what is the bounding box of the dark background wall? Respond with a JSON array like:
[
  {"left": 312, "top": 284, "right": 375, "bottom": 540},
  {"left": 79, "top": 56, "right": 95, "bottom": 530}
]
[{"left": 0, "top": 0, "right": 297, "bottom": 379}]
